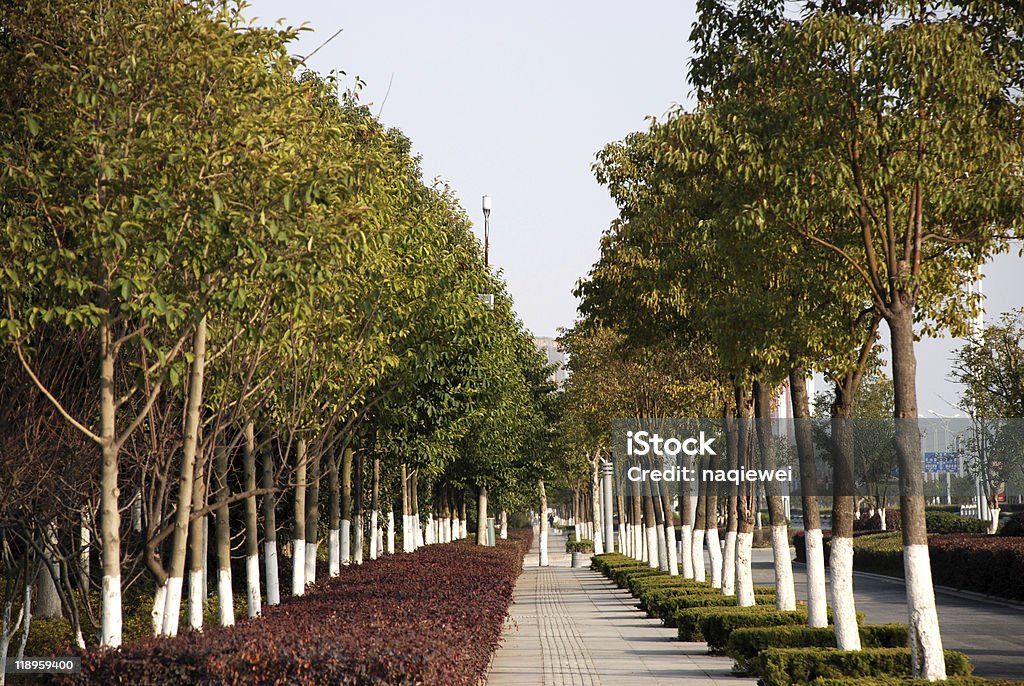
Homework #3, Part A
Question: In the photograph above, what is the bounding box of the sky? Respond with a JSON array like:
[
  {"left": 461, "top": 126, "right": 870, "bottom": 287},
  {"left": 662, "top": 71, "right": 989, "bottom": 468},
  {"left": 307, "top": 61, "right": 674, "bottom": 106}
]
[{"left": 244, "top": 0, "right": 1022, "bottom": 415}]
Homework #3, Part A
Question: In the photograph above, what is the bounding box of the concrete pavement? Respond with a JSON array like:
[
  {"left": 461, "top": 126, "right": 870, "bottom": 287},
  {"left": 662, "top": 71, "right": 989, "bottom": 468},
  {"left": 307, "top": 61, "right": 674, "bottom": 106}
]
[{"left": 487, "top": 531, "right": 757, "bottom": 686}]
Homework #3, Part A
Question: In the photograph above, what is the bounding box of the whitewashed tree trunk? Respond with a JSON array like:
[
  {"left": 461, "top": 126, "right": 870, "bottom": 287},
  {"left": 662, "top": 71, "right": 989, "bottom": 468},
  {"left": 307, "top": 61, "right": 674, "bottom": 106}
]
[
  {"left": 771, "top": 524, "right": 796, "bottom": 610},
  {"left": 830, "top": 536, "right": 861, "bottom": 650},
  {"left": 151, "top": 583, "right": 166, "bottom": 636},
  {"left": 805, "top": 528, "right": 828, "bottom": 627},
  {"left": 707, "top": 527, "right": 723, "bottom": 589},
  {"left": 477, "top": 486, "right": 489, "bottom": 545},
  {"left": 341, "top": 448, "right": 353, "bottom": 564},
  {"left": 262, "top": 440, "right": 279, "bottom": 606},
  {"left": 722, "top": 530, "right": 737, "bottom": 596},
  {"left": 539, "top": 479, "right": 549, "bottom": 567},
  {"left": 98, "top": 320, "right": 123, "bottom": 647},
  {"left": 681, "top": 524, "right": 694, "bottom": 578},
  {"left": 213, "top": 444, "right": 234, "bottom": 627},
  {"left": 691, "top": 528, "right": 706, "bottom": 582},
  {"left": 387, "top": 509, "right": 395, "bottom": 554},
  {"left": 735, "top": 531, "right": 755, "bottom": 606},
  {"left": 370, "top": 510, "right": 380, "bottom": 559},
  {"left": 500, "top": 509, "right": 508, "bottom": 540},
  {"left": 988, "top": 506, "right": 1001, "bottom": 535},
  {"left": 291, "top": 439, "right": 307, "bottom": 596},
  {"left": 242, "top": 422, "right": 261, "bottom": 617}
]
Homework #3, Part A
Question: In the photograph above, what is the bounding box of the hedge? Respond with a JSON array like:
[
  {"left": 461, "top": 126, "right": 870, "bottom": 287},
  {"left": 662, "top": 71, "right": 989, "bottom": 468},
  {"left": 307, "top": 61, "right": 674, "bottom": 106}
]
[
  {"left": 50, "top": 531, "right": 531, "bottom": 685},
  {"left": 638, "top": 585, "right": 772, "bottom": 617},
  {"left": 757, "top": 647, "right": 973, "bottom": 686},
  {"left": 725, "top": 624, "right": 908, "bottom": 673},
  {"left": 674, "top": 605, "right": 810, "bottom": 643},
  {"left": 700, "top": 607, "right": 865, "bottom": 653},
  {"left": 793, "top": 531, "right": 1024, "bottom": 601},
  {"left": 925, "top": 511, "right": 989, "bottom": 534}
]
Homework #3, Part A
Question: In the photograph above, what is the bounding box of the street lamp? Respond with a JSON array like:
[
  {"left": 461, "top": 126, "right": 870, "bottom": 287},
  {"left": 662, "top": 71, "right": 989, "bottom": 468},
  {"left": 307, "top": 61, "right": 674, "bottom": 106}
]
[{"left": 482, "top": 195, "right": 492, "bottom": 269}]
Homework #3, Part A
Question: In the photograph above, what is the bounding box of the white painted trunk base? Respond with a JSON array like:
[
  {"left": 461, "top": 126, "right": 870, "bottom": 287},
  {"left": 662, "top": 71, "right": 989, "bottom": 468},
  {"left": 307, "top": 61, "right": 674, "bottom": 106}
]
[
  {"left": 722, "top": 530, "right": 737, "bottom": 596},
  {"left": 665, "top": 525, "right": 679, "bottom": 576},
  {"left": 460, "top": 518, "right": 468, "bottom": 539},
  {"left": 706, "top": 527, "right": 723, "bottom": 589},
  {"left": 829, "top": 536, "right": 861, "bottom": 650},
  {"left": 989, "top": 508, "right": 1001, "bottom": 535},
  {"left": 655, "top": 524, "right": 668, "bottom": 571},
  {"left": 162, "top": 576, "right": 183, "bottom": 636},
  {"left": 354, "top": 515, "right": 364, "bottom": 564},
  {"left": 904, "top": 543, "right": 947, "bottom": 679},
  {"left": 370, "top": 511, "right": 379, "bottom": 559},
  {"left": 771, "top": 524, "right": 796, "bottom": 611},
  {"left": 340, "top": 519, "right": 351, "bottom": 564},
  {"left": 539, "top": 530, "right": 549, "bottom": 566},
  {"left": 151, "top": 582, "right": 167, "bottom": 636},
  {"left": 218, "top": 569, "right": 234, "bottom": 627},
  {"left": 735, "top": 532, "right": 755, "bottom": 607},
  {"left": 681, "top": 524, "right": 694, "bottom": 579},
  {"left": 414, "top": 516, "right": 424, "bottom": 548},
  {"left": 387, "top": 511, "right": 395, "bottom": 554},
  {"left": 425, "top": 514, "right": 435, "bottom": 545},
  {"left": 804, "top": 529, "right": 828, "bottom": 628},
  {"left": 101, "top": 574, "right": 122, "bottom": 647},
  {"left": 632, "top": 524, "right": 643, "bottom": 561},
  {"left": 305, "top": 541, "right": 317, "bottom": 584},
  {"left": 291, "top": 538, "right": 305, "bottom": 596},
  {"left": 264, "top": 541, "right": 280, "bottom": 606},
  {"left": 329, "top": 529, "right": 341, "bottom": 576},
  {"left": 188, "top": 568, "right": 204, "bottom": 630},
  {"left": 593, "top": 528, "right": 604, "bottom": 556},
  {"left": 691, "top": 529, "right": 706, "bottom": 582},
  {"left": 246, "top": 554, "right": 261, "bottom": 617},
  {"left": 645, "top": 526, "right": 659, "bottom": 569}
]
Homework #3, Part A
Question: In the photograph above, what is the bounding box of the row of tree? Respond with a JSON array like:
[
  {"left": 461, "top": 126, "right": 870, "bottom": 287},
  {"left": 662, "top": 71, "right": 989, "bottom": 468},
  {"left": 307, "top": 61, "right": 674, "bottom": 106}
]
[
  {"left": 567, "top": 0, "right": 1023, "bottom": 680},
  {"left": 0, "top": 0, "right": 558, "bottom": 665}
]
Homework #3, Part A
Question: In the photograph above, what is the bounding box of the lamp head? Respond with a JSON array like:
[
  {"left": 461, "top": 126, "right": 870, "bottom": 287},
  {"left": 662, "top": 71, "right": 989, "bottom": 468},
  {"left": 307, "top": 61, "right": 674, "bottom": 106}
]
[{"left": 482, "top": 194, "right": 492, "bottom": 216}]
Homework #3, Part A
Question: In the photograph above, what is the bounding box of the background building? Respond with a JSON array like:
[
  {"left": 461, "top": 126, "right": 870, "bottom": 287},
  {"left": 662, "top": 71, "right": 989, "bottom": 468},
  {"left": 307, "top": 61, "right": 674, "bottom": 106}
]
[{"left": 533, "top": 336, "right": 566, "bottom": 388}]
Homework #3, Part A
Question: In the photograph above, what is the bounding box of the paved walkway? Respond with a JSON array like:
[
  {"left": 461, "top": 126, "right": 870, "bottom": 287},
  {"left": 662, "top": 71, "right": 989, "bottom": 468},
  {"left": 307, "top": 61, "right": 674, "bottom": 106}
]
[{"left": 487, "top": 531, "right": 756, "bottom": 686}]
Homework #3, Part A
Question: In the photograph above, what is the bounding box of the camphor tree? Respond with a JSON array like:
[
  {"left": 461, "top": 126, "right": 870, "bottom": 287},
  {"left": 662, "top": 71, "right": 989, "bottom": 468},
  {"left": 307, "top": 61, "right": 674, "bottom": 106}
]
[{"left": 684, "top": 1, "right": 1024, "bottom": 677}]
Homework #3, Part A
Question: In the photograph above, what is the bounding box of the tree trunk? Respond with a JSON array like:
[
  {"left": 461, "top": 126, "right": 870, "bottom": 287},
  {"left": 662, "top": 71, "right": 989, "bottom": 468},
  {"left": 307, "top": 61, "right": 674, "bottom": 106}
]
[
  {"left": 630, "top": 479, "right": 644, "bottom": 561},
  {"left": 791, "top": 368, "right": 827, "bottom": 628},
  {"left": 691, "top": 456, "right": 707, "bottom": 581},
  {"left": 538, "top": 479, "right": 549, "bottom": 567},
  {"left": 241, "top": 422, "right": 261, "bottom": 617},
  {"left": 459, "top": 492, "right": 468, "bottom": 540},
  {"left": 754, "top": 379, "right": 796, "bottom": 611},
  {"left": 477, "top": 485, "right": 489, "bottom": 545},
  {"left": 304, "top": 447, "right": 320, "bottom": 583},
  {"left": 291, "top": 438, "right": 307, "bottom": 596},
  {"left": 387, "top": 506, "right": 395, "bottom": 554},
  {"left": 591, "top": 456, "right": 605, "bottom": 554},
  {"left": 327, "top": 450, "right": 340, "bottom": 576},
  {"left": 735, "top": 386, "right": 756, "bottom": 607},
  {"left": 187, "top": 455, "right": 207, "bottom": 631},
  {"left": 411, "top": 471, "right": 423, "bottom": 549},
  {"left": 704, "top": 435, "right": 723, "bottom": 589},
  {"left": 262, "top": 437, "right": 279, "bottom": 606},
  {"left": 79, "top": 505, "right": 91, "bottom": 594},
  {"left": 401, "top": 464, "right": 412, "bottom": 552},
  {"left": 340, "top": 447, "right": 353, "bottom": 564},
  {"left": 832, "top": 389, "right": 862, "bottom": 649},
  {"left": 679, "top": 458, "right": 694, "bottom": 579},
  {"left": 353, "top": 451, "right": 364, "bottom": 564},
  {"left": 500, "top": 509, "right": 508, "bottom": 540},
  {"left": 369, "top": 457, "right": 380, "bottom": 559},
  {"left": 641, "top": 477, "right": 660, "bottom": 570},
  {"left": 889, "top": 303, "right": 946, "bottom": 680},
  {"left": 213, "top": 443, "right": 234, "bottom": 627},
  {"left": 617, "top": 491, "right": 627, "bottom": 557},
  {"left": 35, "top": 526, "right": 62, "bottom": 619},
  {"left": 160, "top": 313, "right": 207, "bottom": 637},
  {"left": 98, "top": 318, "right": 123, "bottom": 647},
  {"left": 722, "top": 403, "right": 739, "bottom": 596}
]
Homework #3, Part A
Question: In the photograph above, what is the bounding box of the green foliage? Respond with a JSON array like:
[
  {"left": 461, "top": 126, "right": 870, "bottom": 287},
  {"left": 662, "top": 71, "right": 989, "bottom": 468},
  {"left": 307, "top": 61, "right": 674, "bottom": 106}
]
[
  {"left": 925, "top": 511, "right": 989, "bottom": 534},
  {"left": 756, "top": 647, "right": 972, "bottom": 686},
  {"left": 725, "top": 624, "right": 909, "bottom": 673}
]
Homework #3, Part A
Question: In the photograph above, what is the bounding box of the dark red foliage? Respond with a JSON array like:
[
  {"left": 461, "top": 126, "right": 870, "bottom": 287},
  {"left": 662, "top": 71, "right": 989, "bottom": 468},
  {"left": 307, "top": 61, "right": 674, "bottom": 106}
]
[
  {"left": 929, "top": 534, "right": 1024, "bottom": 601},
  {"left": 51, "top": 530, "right": 532, "bottom": 685}
]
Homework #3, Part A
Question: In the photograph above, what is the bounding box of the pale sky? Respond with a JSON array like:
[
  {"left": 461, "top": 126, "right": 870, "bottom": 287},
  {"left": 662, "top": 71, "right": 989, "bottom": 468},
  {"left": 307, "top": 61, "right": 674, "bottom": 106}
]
[{"left": 244, "top": 1, "right": 1022, "bottom": 415}]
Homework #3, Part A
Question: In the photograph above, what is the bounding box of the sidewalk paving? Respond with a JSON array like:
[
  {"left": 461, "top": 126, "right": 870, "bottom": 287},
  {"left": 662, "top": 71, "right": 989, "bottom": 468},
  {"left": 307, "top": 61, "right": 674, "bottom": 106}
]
[{"left": 487, "top": 531, "right": 757, "bottom": 686}]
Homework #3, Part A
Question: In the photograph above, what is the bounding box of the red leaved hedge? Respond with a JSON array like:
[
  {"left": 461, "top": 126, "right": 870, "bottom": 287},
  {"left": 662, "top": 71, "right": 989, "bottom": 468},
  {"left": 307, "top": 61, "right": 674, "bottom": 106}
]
[
  {"left": 929, "top": 534, "right": 1024, "bottom": 601},
  {"left": 51, "top": 529, "right": 532, "bottom": 685}
]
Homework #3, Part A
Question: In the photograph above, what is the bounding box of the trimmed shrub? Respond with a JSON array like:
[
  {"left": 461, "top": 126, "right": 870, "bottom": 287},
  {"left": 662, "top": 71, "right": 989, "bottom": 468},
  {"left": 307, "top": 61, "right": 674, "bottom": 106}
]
[
  {"left": 925, "top": 511, "right": 989, "bottom": 534},
  {"left": 675, "top": 605, "right": 808, "bottom": 643},
  {"left": 51, "top": 532, "right": 532, "bottom": 686},
  {"left": 1000, "top": 511, "right": 1024, "bottom": 537},
  {"left": 929, "top": 534, "right": 1024, "bottom": 601},
  {"left": 566, "top": 537, "right": 594, "bottom": 553},
  {"left": 701, "top": 608, "right": 865, "bottom": 653},
  {"left": 757, "top": 647, "right": 972, "bottom": 686},
  {"left": 725, "top": 624, "right": 908, "bottom": 673}
]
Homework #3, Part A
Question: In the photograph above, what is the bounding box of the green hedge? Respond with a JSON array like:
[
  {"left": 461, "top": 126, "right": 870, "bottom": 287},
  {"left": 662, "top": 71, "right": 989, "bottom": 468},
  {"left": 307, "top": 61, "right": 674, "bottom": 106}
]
[
  {"left": 700, "top": 607, "right": 865, "bottom": 652},
  {"left": 612, "top": 566, "right": 664, "bottom": 587},
  {"left": 926, "top": 511, "right": 989, "bottom": 534},
  {"left": 725, "top": 624, "right": 908, "bottom": 673},
  {"left": 674, "top": 605, "right": 809, "bottom": 643},
  {"left": 654, "top": 592, "right": 774, "bottom": 626},
  {"left": 638, "top": 584, "right": 766, "bottom": 614},
  {"left": 757, "top": 647, "right": 972, "bottom": 686}
]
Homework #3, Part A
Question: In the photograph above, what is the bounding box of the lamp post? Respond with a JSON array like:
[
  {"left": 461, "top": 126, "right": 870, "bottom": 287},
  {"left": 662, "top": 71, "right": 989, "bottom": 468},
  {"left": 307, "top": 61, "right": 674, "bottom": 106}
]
[{"left": 482, "top": 194, "right": 492, "bottom": 269}]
